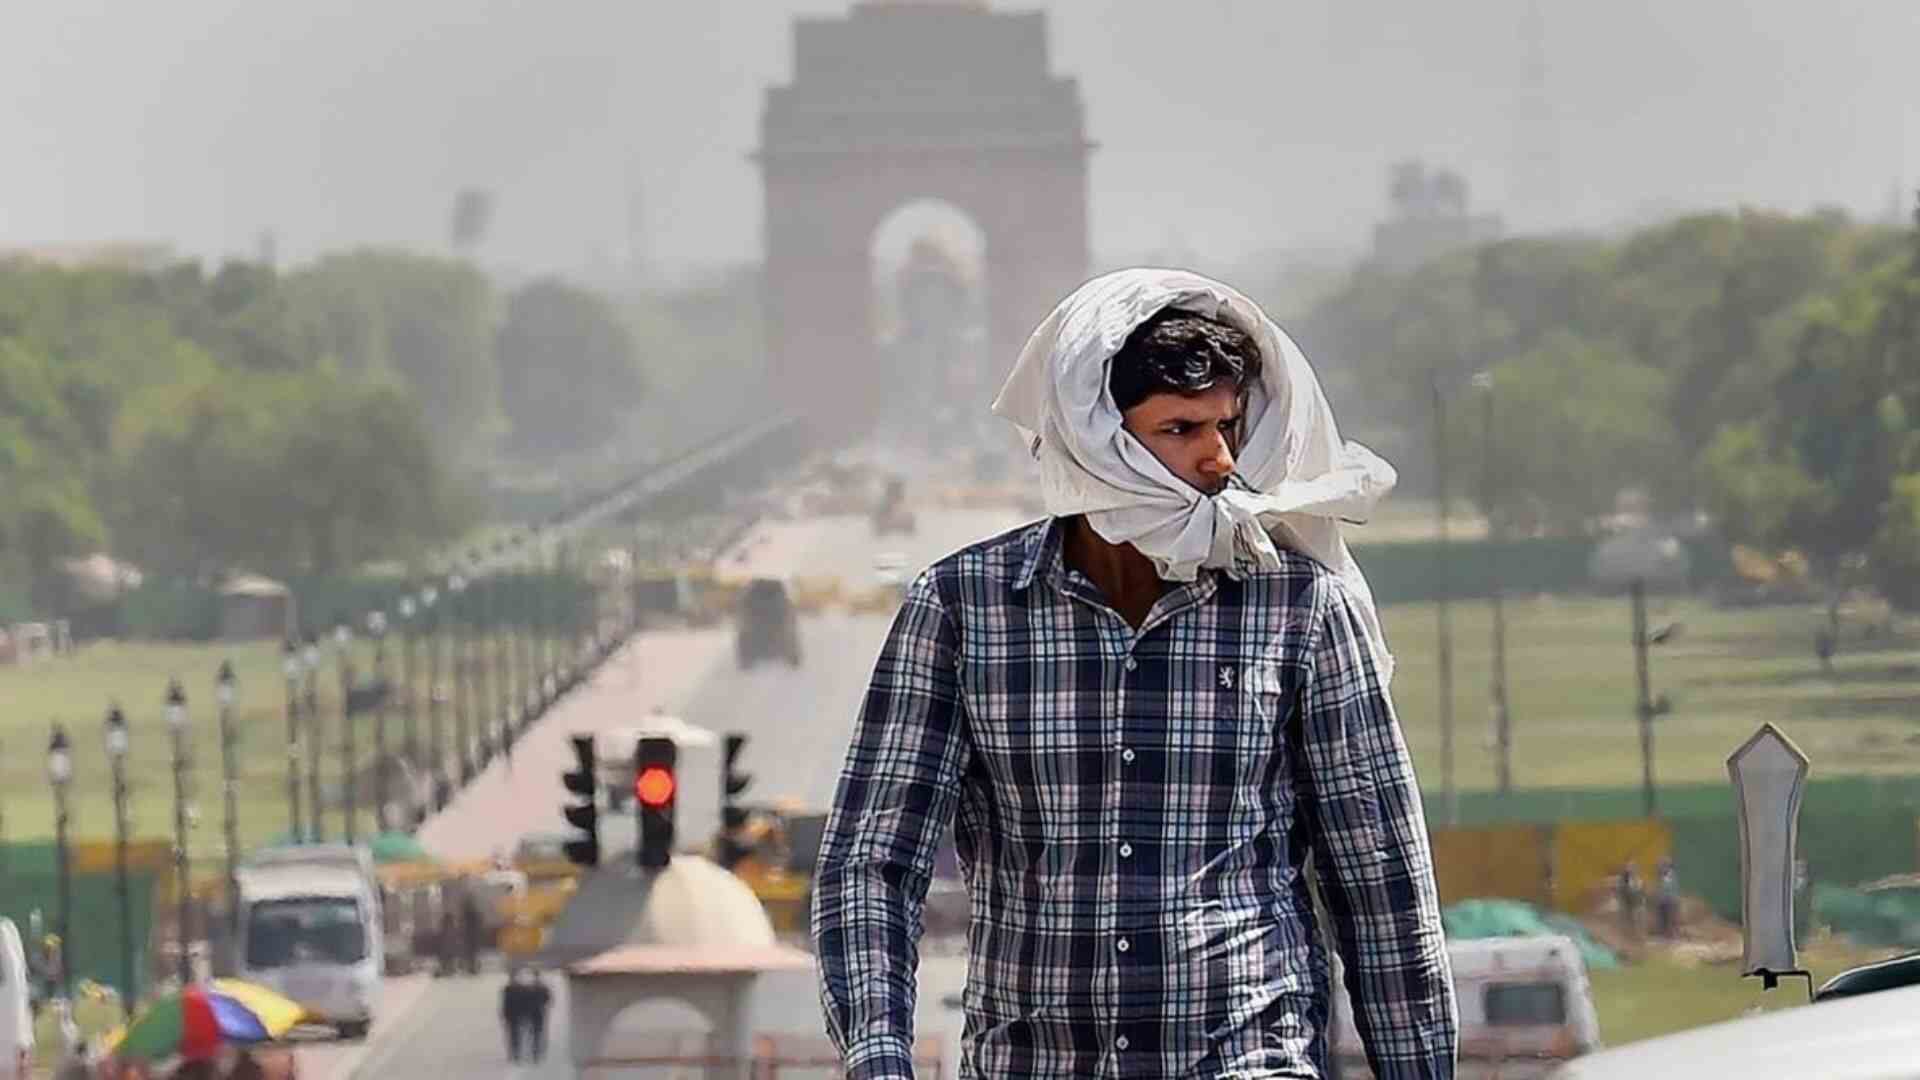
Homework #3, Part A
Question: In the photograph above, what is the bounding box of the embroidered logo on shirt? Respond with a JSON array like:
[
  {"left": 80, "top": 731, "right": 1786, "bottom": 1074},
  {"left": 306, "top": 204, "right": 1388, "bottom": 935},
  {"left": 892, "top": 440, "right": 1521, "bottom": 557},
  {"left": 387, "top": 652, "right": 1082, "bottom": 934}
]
[{"left": 1218, "top": 665, "right": 1236, "bottom": 690}]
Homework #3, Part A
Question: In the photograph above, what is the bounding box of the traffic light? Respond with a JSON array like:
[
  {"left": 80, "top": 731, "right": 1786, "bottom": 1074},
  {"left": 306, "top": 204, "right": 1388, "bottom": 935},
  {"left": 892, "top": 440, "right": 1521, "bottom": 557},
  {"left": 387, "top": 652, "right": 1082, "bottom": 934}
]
[
  {"left": 716, "top": 733, "right": 753, "bottom": 869},
  {"left": 635, "top": 736, "right": 677, "bottom": 870},
  {"left": 561, "top": 734, "right": 600, "bottom": 867}
]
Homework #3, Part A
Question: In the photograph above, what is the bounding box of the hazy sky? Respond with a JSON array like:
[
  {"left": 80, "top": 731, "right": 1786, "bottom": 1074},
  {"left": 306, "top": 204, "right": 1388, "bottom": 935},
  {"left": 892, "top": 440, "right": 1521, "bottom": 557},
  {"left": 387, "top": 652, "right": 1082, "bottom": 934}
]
[{"left": 5, "top": 1, "right": 1916, "bottom": 278}]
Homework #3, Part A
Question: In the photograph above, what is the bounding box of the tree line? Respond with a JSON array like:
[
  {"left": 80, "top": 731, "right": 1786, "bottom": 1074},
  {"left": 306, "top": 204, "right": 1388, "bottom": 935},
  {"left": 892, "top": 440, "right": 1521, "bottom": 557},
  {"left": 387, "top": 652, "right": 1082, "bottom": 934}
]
[
  {"left": 1295, "top": 202, "right": 1920, "bottom": 609},
  {"left": 0, "top": 250, "right": 685, "bottom": 615}
]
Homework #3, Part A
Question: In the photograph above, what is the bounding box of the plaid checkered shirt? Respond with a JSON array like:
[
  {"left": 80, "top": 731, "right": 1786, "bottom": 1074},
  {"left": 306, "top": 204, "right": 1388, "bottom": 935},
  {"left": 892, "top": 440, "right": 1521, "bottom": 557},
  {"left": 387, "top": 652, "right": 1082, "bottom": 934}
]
[{"left": 812, "top": 519, "right": 1457, "bottom": 1078}]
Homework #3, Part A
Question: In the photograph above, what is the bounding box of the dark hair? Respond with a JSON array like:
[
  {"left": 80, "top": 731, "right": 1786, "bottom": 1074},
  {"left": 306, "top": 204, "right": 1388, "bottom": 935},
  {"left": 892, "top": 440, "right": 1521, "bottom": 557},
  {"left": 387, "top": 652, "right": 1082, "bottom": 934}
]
[{"left": 1107, "top": 308, "right": 1263, "bottom": 412}]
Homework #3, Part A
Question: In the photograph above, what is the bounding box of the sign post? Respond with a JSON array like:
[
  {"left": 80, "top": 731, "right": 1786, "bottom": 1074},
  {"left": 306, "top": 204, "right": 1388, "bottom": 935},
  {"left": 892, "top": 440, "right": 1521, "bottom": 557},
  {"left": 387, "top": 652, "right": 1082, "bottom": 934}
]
[{"left": 1728, "top": 722, "right": 1811, "bottom": 993}]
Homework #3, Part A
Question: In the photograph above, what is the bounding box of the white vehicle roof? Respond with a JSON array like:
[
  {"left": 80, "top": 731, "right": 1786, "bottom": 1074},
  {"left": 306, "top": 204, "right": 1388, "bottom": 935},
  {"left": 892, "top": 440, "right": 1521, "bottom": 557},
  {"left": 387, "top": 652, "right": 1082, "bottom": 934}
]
[
  {"left": 243, "top": 843, "right": 375, "bottom": 878},
  {"left": 237, "top": 863, "right": 371, "bottom": 903},
  {"left": 1448, "top": 934, "right": 1590, "bottom": 976},
  {"left": 1551, "top": 983, "right": 1920, "bottom": 1079}
]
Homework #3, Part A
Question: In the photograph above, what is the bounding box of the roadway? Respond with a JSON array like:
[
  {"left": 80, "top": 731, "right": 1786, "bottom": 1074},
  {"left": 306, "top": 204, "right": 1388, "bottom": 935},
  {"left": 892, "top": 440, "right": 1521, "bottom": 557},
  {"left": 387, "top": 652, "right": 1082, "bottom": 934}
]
[{"left": 302, "top": 501, "right": 1027, "bottom": 1078}]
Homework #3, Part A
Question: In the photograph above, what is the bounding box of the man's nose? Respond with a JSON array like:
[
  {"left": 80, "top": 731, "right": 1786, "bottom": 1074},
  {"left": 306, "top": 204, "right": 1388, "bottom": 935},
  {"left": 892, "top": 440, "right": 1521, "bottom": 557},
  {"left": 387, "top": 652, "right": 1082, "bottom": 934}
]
[{"left": 1199, "top": 431, "right": 1236, "bottom": 477}]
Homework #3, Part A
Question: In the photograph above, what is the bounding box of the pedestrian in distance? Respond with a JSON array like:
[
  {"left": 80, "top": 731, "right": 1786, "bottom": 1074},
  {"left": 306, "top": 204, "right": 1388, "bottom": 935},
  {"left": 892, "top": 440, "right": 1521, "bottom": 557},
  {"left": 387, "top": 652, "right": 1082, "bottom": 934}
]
[
  {"left": 812, "top": 268, "right": 1459, "bottom": 1079},
  {"left": 460, "top": 888, "right": 486, "bottom": 977},
  {"left": 522, "top": 966, "right": 553, "bottom": 1064},
  {"left": 501, "top": 966, "right": 528, "bottom": 1064},
  {"left": 501, "top": 965, "right": 554, "bottom": 1065},
  {"left": 1654, "top": 857, "right": 1681, "bottom": 940}
]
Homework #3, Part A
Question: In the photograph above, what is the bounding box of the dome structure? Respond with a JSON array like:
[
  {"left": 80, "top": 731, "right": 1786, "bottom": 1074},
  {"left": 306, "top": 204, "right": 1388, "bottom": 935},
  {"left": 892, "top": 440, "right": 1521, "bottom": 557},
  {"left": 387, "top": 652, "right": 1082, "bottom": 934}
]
[{"left": 540, "top": 855, "right": 774, "bottom": 966}]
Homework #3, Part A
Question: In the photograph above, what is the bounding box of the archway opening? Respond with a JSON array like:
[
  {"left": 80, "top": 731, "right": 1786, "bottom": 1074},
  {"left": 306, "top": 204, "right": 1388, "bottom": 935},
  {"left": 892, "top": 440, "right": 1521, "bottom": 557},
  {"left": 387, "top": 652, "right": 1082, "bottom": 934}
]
[
  {"left": 600, "top": 997, "right": 715, "bottom": 1074},
  {"left": 868, "top": 198, "right": 989, "bottom": 450}
]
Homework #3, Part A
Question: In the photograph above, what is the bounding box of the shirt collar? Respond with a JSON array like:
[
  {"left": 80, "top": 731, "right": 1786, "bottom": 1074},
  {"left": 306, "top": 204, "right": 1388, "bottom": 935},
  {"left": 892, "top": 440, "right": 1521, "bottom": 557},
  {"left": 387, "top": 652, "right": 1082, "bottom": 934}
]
[
  {"left": 1014, "top": 516, "right": 1224, "bottom": 621},
  {"left": 1012, "top": 517, "right": 1065, "bottom": 592}
]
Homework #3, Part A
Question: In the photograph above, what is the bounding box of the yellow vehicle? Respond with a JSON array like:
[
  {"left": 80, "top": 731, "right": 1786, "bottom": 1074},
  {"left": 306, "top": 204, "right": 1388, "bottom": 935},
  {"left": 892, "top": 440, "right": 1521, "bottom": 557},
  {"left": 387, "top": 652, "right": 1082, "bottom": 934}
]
[{"left": 494, "top": 835, "right": 586, "bottom": 958}]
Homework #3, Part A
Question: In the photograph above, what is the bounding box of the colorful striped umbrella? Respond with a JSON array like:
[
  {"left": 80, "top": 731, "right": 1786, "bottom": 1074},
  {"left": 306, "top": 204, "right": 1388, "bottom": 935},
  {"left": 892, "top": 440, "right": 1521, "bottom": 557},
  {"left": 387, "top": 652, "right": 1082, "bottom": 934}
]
[{"left": 110, "top": 979, "right": 307, "bottom": 1062}]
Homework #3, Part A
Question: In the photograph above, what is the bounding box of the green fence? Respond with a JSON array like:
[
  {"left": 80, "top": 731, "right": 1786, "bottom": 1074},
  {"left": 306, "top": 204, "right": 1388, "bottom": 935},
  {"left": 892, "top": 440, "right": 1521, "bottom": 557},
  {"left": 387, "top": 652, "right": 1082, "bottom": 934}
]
[
  {"left": 1431, "top": 774, "right": 1920, "bottom": 924},
  {"left": 1355, "top": 534, "right": 1736, "bottom": 604},
  {"left": 87, "top": 569, "right": 598, "bottom": 642},
  {"left": 1, "top": 842, "right": 158, "bottom": 1004}
]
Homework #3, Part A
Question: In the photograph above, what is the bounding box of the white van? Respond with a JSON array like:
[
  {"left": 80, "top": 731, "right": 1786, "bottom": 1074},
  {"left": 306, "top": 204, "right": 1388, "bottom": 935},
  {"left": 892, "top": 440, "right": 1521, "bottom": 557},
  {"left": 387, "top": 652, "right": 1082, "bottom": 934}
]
[
  {"left": 235, "top": 845, "right": 384, "bottom": 1039},
  {"left": 1332, "top": 935, "right": 1602, "bottom": 1079},
  {"left": 0, "top": 918, "right": 34, "bottom": 1080}
]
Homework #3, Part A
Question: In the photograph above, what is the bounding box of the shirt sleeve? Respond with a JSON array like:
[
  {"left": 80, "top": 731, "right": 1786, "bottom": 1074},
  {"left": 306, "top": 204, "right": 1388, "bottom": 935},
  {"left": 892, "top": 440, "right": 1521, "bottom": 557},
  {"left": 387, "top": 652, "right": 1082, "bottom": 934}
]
[
  {"left": 811, "top": 573, "right": 972, "bottom": 1080},
  {"left": 1295, "top": 577, "right": 1459, "bottom": 1079}
]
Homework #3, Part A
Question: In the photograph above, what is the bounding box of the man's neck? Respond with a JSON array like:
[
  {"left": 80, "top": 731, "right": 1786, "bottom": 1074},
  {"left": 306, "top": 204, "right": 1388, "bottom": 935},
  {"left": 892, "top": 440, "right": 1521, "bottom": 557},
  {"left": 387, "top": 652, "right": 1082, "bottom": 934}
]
[{"left": 1061, "top": 515, "right": 1166, "bottom": 629}]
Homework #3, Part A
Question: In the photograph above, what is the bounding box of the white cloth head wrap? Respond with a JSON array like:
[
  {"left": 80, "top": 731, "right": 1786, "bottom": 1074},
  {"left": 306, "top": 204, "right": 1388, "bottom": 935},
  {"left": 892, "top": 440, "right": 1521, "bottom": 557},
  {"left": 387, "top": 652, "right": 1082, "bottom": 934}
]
[{"left": 991, "top": 267, "right": 1398, "bottom": 681}]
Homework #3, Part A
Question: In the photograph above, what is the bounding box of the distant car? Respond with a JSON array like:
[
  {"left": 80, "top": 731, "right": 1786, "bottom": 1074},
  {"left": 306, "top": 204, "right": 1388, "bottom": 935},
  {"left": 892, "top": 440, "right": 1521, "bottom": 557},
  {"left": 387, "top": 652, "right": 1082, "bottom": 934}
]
[{"left": 737, "top": 578, "right": 802, "bottom": 669}]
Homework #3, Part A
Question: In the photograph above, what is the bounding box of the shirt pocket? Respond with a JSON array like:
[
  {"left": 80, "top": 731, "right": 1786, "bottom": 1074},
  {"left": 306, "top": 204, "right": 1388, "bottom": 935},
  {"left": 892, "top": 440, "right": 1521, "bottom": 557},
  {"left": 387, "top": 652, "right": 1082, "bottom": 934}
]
[{"left": 1215, "top": 659, "right": 1287, "bottom": 766}]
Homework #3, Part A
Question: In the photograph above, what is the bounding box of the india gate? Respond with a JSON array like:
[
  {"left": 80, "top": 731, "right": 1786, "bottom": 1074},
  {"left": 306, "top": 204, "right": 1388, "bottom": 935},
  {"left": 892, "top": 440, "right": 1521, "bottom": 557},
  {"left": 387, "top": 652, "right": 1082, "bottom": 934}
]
[{"left": 758, "top": 0, "right": 1093, "bottom": 421}]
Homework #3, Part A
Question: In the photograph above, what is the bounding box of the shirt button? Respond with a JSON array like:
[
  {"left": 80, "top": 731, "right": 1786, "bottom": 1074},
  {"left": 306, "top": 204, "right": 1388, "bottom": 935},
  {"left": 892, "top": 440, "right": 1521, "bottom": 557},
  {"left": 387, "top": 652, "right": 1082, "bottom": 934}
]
[
  {"left": 1119, "top": 843, "right": 1133, "bottom": 858},
  {"left": 1121, "top": 748, "right": 1136, "bottom": 764},
  {"left": 1116, "top": 937, "right": 1131, "bottom": 953},
  {"left": 1124, "top": 657, "right": 1138, "bottom": 672},
  {"left": 1115, "top": 1035, "right": 1131, "bottom": 1051}
]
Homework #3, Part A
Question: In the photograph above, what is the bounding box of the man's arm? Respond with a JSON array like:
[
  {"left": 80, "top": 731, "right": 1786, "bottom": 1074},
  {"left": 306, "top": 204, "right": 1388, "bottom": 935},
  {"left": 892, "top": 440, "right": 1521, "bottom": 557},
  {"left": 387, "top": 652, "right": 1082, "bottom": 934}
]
[
  {"left": 1295, "top": 579, "right": 1458, "bottom": 1079},
  {"left": 811, "top": 574, "right": 971, "bottom": 1080}
]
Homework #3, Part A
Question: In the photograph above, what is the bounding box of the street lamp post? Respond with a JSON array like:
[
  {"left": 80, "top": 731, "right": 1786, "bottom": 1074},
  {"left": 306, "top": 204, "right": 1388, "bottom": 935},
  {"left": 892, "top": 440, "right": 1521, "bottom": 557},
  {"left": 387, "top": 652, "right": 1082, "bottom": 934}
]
[
  {"left": 1591, "top": 531, "right": 1688, "bottom": 819},
  {"left": 47, "top": 724, "right": 74, "bottom": 1002},
  {"left": 303, "top": 637, "right": 323, "bottom": 842},
  {"left": 474, "top": 573, "right": 493, "bottom": 771},
  {"left": 164, "top": 679, "right": 193, "bottom": 988},
  {"left": 398, "top": 596, "right": 418, "bottom": 775},
  {"left": 448, "top": 574, "right": 471, "bottom": 785},
  {"left": 333, "top": 624, "right": 355, "bottom": 844},
  {"left": 282, "top": 640, "right": 303, "bottom": 842},
  {"left": 1429, "top": 376, "right": 1458, "bottom": 826},
  {"left": 422, "top": 586, "right": 444, "bottom": 813},
  {"left": 367, "top": 611, "right": 390, "bottom": 830},
  {"left": 216, "top": 662, "right": 240, "bottom": 945},
  {"left": 1473, "top": 371, "right": 1514, "bottom": 795},
  {"left": 103, "top": 706, "right": 133, "bottom": 1018}
]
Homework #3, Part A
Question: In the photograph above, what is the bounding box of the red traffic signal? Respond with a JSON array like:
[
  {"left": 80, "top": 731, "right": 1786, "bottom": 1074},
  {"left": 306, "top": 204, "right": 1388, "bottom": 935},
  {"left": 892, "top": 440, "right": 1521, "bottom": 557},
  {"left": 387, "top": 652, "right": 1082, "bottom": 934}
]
[
  {"left": 635, "top": 736, "right": 677, "bottom": 870},
  {"left": 636, "top": 765, "right": 676, "bottom": 808}
]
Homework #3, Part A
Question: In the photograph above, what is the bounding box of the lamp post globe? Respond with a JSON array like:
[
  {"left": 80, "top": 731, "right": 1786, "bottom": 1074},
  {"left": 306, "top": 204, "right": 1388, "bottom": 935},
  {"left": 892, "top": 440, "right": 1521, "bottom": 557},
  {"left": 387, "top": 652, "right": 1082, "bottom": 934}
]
[
  {"left": 165, "top": 678, "right": 187, "bottom": 732},
  {"left": 47, "top": 725, "right": 72, "bottom": 787}
]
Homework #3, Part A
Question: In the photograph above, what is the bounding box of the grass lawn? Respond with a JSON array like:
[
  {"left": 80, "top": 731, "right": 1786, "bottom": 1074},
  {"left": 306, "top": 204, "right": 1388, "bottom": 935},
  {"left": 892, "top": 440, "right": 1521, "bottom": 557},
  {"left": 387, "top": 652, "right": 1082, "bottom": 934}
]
[
  {"left": 1376, "top": 591, "right": 1920, "bottom": 793},
  {"left": 6, "top": 590, "right": 1919, "bottom": 848},
  {"left": 1588, "top": 938, "right": 1905, "bottom": 1047},
  {"left": 0, "top": 631, "right": 539, "bottom": 854}
]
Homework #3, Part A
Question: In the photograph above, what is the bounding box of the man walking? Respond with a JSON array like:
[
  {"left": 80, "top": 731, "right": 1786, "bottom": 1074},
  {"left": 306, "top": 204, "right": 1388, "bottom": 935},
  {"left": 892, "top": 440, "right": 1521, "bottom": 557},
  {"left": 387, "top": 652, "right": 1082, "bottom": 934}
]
[
  {"left": 812, "top": 269, "right": 1457, "bottom": 1078},
  {"left": 502, "top": 965, "right": 556, "bottom": 1065}
]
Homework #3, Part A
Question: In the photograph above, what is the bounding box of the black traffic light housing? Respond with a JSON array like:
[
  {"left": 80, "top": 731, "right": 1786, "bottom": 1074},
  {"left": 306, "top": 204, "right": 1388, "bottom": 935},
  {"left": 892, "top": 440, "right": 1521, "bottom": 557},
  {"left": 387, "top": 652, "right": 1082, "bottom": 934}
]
[
  {"left": 635, "top": 736, "right": 678, "bottom": 870},
  {"left": 561, "top": 734, "right": 600, "bottom": 867},
  {"left": 716, "top": 733, "right": 754, "bottom": 869}
]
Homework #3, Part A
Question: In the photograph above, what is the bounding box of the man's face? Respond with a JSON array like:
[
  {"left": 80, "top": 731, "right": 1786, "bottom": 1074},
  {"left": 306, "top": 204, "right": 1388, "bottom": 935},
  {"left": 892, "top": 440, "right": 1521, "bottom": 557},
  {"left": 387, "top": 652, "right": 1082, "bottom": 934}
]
[{"left": 1120, "top": 383, "right": 1244, "bottom": 495}]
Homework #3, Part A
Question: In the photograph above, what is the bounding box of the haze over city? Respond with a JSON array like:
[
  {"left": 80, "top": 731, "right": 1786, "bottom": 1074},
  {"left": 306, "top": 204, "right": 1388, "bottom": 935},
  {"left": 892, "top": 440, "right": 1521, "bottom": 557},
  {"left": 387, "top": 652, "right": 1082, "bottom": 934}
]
[{"left": 6, "top": 0, "right": 1918, "bottom": 277}]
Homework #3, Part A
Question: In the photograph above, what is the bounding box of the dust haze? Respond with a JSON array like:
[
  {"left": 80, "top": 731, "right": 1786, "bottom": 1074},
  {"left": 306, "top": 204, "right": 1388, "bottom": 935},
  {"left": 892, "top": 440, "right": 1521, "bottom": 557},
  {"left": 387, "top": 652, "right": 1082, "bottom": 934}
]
[{"left": 6, "top": 0, "right": 1917, "bottom": 279}]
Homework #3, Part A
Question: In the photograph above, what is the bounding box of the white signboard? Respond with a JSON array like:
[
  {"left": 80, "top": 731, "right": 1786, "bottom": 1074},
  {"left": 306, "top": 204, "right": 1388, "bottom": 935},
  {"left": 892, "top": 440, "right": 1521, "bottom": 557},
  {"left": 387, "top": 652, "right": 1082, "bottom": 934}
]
[{"left": 1727, "top": 723, "right": 1810, "bottom": 979}]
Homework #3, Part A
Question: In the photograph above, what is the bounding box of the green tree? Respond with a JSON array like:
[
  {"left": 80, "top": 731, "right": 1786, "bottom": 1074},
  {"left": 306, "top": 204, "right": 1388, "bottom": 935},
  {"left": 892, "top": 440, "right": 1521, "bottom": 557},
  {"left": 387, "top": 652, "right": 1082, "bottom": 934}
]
[
  {"left": 1470, "top": 334, "right": 1679, "bottom": 536},
  {"left": 286, "top": 250, "right": 501, "bottom": 454},
  {"left": 496, "top": 278, "right": 645, "bottom": 458}
]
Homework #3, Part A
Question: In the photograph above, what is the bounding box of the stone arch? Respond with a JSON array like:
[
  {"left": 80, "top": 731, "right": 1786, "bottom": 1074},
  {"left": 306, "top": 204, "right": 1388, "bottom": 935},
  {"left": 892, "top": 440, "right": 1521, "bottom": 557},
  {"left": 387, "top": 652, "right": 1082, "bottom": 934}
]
[
  {"left": 568, "top": 976, "right": 747, "bottom": 1076},
  {"left": 759, "top": 1, "right": 1092, "bottom": 425},
  {"left": 869, "top": 197, "right": 988, "bottom": 415}
]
